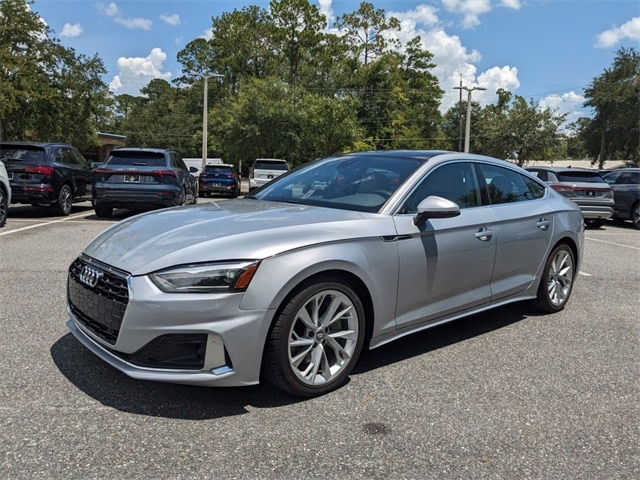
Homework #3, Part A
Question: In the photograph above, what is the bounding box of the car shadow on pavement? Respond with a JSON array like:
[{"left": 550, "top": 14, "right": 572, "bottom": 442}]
[
  {"left": 51, "top": 304, "right": 529, "bottom": 419},
  {"left": 352, "top": 304, "right": 528, "bottom": 376}
]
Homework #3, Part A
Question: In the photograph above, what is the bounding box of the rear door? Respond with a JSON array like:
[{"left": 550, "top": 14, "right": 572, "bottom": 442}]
[{"left": 478, "top": 163, "right": 553, "bottom": 300}]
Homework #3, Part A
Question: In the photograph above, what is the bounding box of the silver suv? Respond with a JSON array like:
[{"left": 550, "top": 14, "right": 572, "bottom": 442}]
[
  {"left": 525, "top": 166, "right": 614, "bottom": 228},
  {"left": 249, "top": 158, "right": 289, "bottom": 191}
]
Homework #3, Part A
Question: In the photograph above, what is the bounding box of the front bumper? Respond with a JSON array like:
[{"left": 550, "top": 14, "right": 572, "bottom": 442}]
[{"left": 67, "top": 260, "right": 273, "bottom": 387}]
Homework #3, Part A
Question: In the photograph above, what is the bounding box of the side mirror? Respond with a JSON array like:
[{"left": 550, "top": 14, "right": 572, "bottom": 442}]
[
  {"left": 90, "top": 162, "right": 103, "bottom": 169},
  {"left": 189, "top": 166, "right": 199, "bottom": 173},
  {"left": 414, "top": 196, "right": 461, "bottom": 226}
]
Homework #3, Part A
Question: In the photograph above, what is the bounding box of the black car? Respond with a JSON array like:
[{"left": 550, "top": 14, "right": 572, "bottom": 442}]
[
  {"left": 525, "top": 166, "right": 615, "bottom": 228},
  {"left": 198, "top": 163, "right": 241, "bottom": 197},
  {"left": 601, "top": 168, "right": 640, "bottom": 229},
  {"left": 92, "top": 147, "right": 198, "bottom": 218},
  {"left": 0, "top": 142, "right": 93, "bottom": 216}
]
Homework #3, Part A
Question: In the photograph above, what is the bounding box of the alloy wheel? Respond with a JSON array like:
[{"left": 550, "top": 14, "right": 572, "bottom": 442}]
[{"left": 546, "top": 248, "right": 574, "bottom": 307}]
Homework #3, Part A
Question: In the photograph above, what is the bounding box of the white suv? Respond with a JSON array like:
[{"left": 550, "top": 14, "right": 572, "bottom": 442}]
[
  {"left": 249, "top": 158, "right": 289, "bottom": 191},
  {"left": 0, "top": 159, "right": 11, "bottom": 227}
]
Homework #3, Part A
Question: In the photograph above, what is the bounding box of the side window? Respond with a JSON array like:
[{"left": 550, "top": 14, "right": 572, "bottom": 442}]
[
  {"left": 403, "top": 162, "right": 481, "bottom": 213},
  {"left": 60, "top": 148, "right": 78, "bottom": 165},
  {"left": 481, "top": 164, "right": 544, "bottom": 204},
  {"left": 73, "top": 150, "right": 88, "bottom": 167},
  {"left": 175, "top": 155, "right": 188, "bottom": 171}
]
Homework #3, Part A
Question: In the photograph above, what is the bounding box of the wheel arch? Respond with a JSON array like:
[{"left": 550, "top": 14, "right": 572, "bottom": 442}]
[{"left": 266, "top": 269, "right": 375, "bottom": 351}]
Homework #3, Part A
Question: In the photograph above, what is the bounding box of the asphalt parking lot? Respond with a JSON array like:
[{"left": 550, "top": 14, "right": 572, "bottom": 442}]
[{"left": 0, "top": 201, "right": 638, "bottom": 479}]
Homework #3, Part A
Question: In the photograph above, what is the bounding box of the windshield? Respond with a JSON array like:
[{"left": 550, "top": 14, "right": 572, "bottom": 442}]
[{"left": 250, "top": 154, "right": 425, "bottom": 213}]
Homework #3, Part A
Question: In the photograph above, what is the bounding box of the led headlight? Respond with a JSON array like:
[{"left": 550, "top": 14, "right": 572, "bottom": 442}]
[{"left": 149, "top": 261, "right": 260, "bottom": 293}]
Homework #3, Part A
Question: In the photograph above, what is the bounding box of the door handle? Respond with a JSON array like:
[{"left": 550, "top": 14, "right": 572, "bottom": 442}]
[
  {"left": 537, "top": 218, "right": 551, "bottom": 231},
  {"left": 475, "top": 227, "right": 493, "bottom": 241}
]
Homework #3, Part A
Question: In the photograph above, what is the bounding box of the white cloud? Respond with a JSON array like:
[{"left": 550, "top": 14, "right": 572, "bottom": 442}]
[
  {"left": 389, "top": 5, "right": 439, "bottom": 29},
  {"left": 539, "top": 91, "right": 587, "bottom": 126},
  {"left": 501, "top": 0, "right": 522, "bottom": 9},
  {"left": 114, "top": 17, "right": 152, "bottom": 30},
  {"left": 318, "top": 0, "right": 334, "bottom": 26},
  {"left": 596, "top": 17, "right": 640, "bottom": 48},
  {"left": 443, "top": 0, "right": 491, "bottom": 28},
  {"left": 160, "top": 14, "right": 181, "bottom": 26},
  {"left": 61, "top": 23, "right": 83, "bottom": 38},
  {"left": 109, "top": 48, "right": 172, "bottom": 94},
  {"left": 97, "top": 1, "right": 152, "bottom": 30},
  {"left": 96, "top": 2, "right": 119, "bottom": 17}
]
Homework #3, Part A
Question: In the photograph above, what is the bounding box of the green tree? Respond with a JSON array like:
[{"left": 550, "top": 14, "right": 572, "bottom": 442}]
[
  {"left": 0, "top": 0, "right": 110, "bottom": 149},
  {"left": 476, "top": 90, "right": 566, "bottom": 165},
  {"left": 582, "top": 47, "right": 640, "bottom": 167}
]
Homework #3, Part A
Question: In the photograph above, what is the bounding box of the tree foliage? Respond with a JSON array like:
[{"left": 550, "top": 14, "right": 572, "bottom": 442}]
[
  {"left": 0, "top": 0, "right": 111, "bottom": 149},
  {"left": 581, "top": 47, "right": 639, "bottom": 167}
]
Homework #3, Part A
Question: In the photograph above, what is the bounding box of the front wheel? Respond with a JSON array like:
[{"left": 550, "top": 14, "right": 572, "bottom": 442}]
[
  {"left": 262, "top": 278, "right": 365, "bottom": 397},
  {"left": 531, "top": 244, "right": 575, "bottom": 313},
  {"left": 53, "top": 184, "right": 73, "bottom": 216},
  {"left": 631, "top": 202, "right": 640, "bottom": 230}
]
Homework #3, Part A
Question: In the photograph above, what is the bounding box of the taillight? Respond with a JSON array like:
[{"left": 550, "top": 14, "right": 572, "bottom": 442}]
[
  {"left": 24, "top": 165, "right": 54, "bottom": 175},
  {"left": 551, "top": 184, "right": 575, "bottom": 192},
  {"left": 150, "top": 169, "right": 177, "bottom": 177},
  {"left": 95, "top": 167, "right": 117, "bottom": 174}
]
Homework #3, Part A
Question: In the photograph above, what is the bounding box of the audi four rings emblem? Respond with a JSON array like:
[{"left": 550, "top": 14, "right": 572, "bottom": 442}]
[{"left": 79, "top": 265, "right": 103, "bottom": 288}]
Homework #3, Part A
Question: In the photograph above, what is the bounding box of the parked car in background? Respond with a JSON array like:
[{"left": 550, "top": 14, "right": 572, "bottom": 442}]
[
  {"left": 92, "top": 147, "right": 198, "bottom": 218},
  {"left": 198, "top": 163, "right": 240, "bottom": 198},
  {"left": 525, "top": 166, "right": 614, "bottom": 228},
  {"left": 249, "top": 158, "right": 289, "bottom": 191},
  {"left": 67, "top": 150, "right": 584, "bottom": 398},
  {"left": 0, "top": 159, "right": 11, "bottom": 227},
  {"left": 0, "top": 142, "right": 93, "bottom": 216},
  {"left": 601, "top": 168, "right": 640, "bottom": 229}
]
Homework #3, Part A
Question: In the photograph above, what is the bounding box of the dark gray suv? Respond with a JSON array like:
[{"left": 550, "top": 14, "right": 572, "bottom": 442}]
[
  {"left": 92, "top": 147, "right": 198, "bottom": 217},
  {"left": 0, "top": 142, "right": 93, "bottom": 216},
  {"left": 602, "top": 168, "right": 640, "bottom": 229}
]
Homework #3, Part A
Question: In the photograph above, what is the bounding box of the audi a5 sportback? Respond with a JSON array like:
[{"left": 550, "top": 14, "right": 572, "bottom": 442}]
[
  {"left": 525, "top": 166, "right": 614, "bottom": 228},
  {"left": 92, "top": 147, "right": 198, "bottom": 217},
  {"left": 0, "top": 142, "right": 93, "bottom": 216},
  {"left": 67, "top": 151, "right": 584, "bottom": 397}
]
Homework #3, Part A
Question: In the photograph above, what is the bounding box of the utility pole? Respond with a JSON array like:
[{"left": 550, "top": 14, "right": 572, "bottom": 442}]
[
  {"left": 190, "top": 72, "right": 224, "bottom": 170},
  {"left": 453, "top": 84, "right": 486, "bottom": 153}
]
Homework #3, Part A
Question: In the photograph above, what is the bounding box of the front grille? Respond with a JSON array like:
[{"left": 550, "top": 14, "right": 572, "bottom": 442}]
[{"left": 68, "top": 255, "right": 129, "bottom": 345}]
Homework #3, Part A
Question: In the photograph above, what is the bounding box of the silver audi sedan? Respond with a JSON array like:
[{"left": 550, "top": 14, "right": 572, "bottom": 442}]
[{"left": 67, "top": 151, "right": 584, "bottom": 397}]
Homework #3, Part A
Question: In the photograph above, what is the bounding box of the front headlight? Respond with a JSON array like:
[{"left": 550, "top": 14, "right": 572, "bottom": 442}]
[{"left": 149, "top": 261, "right": 260, "bottom": 293}]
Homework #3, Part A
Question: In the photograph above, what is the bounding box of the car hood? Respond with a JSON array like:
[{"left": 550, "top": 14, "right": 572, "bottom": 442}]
[{"left": 84, "top": 200, "right": 396, "bottom": 275}]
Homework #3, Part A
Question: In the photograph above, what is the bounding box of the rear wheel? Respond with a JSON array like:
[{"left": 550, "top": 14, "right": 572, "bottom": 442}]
[
  {"left": 0, "top": 187, "right": 7, "bottom": 227},
  {"left": 262, "top": 278, "right": 365, "bottom": 397},
  {"left": 53, "top": 184, "right": 73, "bottom": 216},
  {"left": 531, "top": 244, "right": 575, "bottom": 313},
  {"left": 94, "top": 205, "right": 113, "bottom": 218}
]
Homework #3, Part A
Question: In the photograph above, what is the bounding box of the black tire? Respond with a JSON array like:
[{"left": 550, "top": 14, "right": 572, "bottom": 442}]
[
  {"left": 94, "top": 205, "right": 113, "bottom": 218},
  {"left": 262, "top": 277, "right": 365, "bottom": 397},
  {"left": 530, "top": 244, "right": 575, "bottom": 313},
  {"left": 0, "top": 187, "right": 7, "bottom": 227},
  {"left": 631, "top": 202, "right": 640, "bottom": 230},
  {"left": 584, "top": 219, "right": 605, "bottom": 229},
  {"left": 53, "top": 184, "right": 73, "bottom": 216}
]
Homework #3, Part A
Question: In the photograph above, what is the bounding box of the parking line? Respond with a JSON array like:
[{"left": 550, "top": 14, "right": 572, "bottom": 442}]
[
  {"left": 586, "top": 236, "right": 640, "bottom": 251},
  {"left": 0, "top": 212, "right": 94, "bottom": 237}
]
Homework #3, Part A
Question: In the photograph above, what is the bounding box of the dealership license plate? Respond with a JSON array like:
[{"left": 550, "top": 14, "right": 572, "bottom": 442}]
[{"left": 124, "top": 174, "right": 140, "bottom": 183}]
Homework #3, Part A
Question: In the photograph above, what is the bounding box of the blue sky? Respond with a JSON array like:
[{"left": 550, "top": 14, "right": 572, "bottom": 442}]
[{"left": 31, "top": 0, "right": 639, "bottom": 124}]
